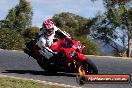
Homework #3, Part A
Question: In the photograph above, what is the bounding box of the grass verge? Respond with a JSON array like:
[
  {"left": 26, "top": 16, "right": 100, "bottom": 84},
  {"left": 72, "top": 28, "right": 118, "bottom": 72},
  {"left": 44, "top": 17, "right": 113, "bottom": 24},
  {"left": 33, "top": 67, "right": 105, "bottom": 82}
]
[{"left": 0, "top": 77, "right": 66, "bottom": 88}]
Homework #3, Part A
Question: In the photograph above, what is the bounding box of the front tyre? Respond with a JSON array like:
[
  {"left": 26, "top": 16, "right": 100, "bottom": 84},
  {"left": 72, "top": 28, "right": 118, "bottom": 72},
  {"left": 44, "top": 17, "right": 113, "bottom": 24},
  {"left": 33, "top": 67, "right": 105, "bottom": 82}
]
[{"left": 79, "top": 59, "right": 98, "bottom": 75}]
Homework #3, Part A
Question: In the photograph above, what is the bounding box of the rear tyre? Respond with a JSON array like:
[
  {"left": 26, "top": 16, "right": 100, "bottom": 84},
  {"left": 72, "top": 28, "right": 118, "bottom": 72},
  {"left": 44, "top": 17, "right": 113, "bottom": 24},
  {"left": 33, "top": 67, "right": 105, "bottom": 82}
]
[
  {"left": 24, "top": 39, "right": 37, "bottom": 58},
  {"left": 37, "top": 58, "right": 57, "bottom": 72}
]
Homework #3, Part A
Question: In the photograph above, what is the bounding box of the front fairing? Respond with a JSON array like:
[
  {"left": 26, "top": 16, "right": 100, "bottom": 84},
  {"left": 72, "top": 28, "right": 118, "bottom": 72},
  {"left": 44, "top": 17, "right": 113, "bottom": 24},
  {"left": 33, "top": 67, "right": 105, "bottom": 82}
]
[
  {"left": 72, "top": 40, "right": 85, "bottom": 53},
  {"left": 50, "top": 38, "right": 73, "bottom": 52},
  {"left": 63, "top": 47, "right": 86, "bottom": 63}
]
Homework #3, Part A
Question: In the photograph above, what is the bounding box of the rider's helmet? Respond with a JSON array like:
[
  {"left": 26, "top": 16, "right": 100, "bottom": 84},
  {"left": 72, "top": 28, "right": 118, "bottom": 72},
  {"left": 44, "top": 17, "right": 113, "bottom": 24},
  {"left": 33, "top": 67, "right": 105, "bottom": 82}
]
[{"left": 43, "top": 19, "right": 54, "bottom": 36}]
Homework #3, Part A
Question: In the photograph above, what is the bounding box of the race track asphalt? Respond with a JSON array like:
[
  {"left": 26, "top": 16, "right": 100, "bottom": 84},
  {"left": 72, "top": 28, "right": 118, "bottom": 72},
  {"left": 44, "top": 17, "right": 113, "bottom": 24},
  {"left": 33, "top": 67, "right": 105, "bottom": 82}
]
[{"left": 0, "top": 50, "right": 132, "bottom": 88}]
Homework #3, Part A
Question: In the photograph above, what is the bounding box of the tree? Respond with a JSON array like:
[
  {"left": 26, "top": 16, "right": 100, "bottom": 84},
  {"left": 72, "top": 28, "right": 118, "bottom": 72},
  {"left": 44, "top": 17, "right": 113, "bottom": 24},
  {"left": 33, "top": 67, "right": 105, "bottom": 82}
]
[
  {"left": 52, "top": 12, "right": 93, "bottom": 35},
  {"left": 5, "top": 8, "right": 16, "bottom": 29},
  {"left": 91, "top": 0, "right": 132, "bottom": 56},
  {"left": 3, "top": 0, "right": 33, "bottom": 31}
]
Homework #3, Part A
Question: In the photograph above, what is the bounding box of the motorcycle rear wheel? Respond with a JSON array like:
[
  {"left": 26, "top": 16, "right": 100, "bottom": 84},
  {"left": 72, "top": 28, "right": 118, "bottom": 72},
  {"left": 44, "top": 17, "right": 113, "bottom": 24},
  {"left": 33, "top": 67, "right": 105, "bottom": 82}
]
[{"left": 37, "top": 59, "right": 57, "bottom": 72}]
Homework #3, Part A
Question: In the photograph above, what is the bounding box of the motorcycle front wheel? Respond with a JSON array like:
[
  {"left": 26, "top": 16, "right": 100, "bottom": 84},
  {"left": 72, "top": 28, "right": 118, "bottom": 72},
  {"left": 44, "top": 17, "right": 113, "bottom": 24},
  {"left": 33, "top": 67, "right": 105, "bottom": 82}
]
[{"left": 78, "top": 59, "right": 98, "bottom": 75}]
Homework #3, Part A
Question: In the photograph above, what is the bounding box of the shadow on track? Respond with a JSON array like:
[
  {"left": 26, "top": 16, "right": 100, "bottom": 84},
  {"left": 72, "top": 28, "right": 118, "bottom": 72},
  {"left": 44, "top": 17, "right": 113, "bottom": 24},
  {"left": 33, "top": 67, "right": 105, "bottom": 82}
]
[{"left": 2, "top": 70, "right": 76, "bottom": 77}]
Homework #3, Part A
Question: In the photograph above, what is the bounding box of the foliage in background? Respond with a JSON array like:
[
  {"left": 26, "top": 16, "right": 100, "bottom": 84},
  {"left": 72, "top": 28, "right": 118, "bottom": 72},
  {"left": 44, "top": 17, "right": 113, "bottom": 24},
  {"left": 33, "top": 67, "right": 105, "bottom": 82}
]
[
  {"left": 0, "top": 29, "right": 25, "bottom": 50},
  {"left": 0, "top": 0, "right": 33, "bottom": 32},
  {"left": 52, "top": 12, "right": 101, "bottom": 55},
  {"left": 75, "top": 35, "right": 101, "bottom": 55},
  {"left": 91, "top": 0, "right": 132, "bottom": 56},
  {"left": 22, "top": 26, "right": 39, "bottom": 43},
  {"left": 52, "top": 12, "right": 90, "bottom": 35},
  {"left": 0, "top": 0, "right": 35, "bottom": 50}
]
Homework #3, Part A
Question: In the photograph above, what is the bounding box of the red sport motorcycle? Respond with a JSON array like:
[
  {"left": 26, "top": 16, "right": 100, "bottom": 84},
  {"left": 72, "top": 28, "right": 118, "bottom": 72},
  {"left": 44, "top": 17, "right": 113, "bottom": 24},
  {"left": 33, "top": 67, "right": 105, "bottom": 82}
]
[{"left": 24, "top": 32, "right": 98, "bottom": 75}]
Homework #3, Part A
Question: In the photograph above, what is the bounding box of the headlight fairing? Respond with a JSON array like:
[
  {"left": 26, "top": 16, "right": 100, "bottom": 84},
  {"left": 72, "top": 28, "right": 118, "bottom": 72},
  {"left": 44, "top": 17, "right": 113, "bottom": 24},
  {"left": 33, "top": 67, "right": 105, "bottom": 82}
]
[{"left": 78, "top": 43, "right": 82, "bottom": 49}]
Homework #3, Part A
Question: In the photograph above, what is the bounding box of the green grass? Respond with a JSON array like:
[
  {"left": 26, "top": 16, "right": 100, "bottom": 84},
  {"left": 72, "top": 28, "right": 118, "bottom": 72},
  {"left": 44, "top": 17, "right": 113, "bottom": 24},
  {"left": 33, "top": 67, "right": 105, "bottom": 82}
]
[{"left": 0, "top": 77, "right": 66, "bottom": 88}]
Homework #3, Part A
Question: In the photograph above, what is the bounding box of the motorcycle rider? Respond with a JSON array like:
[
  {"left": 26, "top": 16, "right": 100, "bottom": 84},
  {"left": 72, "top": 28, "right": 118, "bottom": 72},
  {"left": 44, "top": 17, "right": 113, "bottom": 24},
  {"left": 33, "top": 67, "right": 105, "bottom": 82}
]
[{"left": 37, "top": 19, "right": 70, "bottom": 59}]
